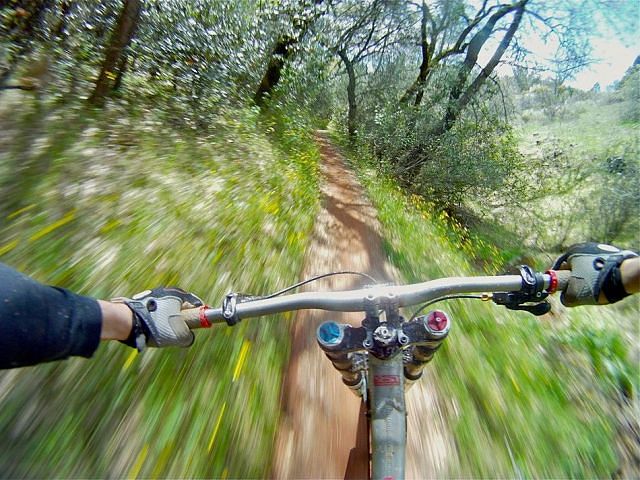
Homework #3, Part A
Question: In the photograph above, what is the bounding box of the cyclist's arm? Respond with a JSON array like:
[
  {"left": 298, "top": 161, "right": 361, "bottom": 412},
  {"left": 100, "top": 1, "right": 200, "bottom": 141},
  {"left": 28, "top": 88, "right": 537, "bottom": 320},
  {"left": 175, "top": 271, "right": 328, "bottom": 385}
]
[
  {"left": 621, "top": 257, "right": 640, "bottom": 294},
  {"left": 1, "top": 261, "right": 202, "bottom": 369},
  {"left": 0, "top": 262, "right": 103, "bottom": 369}
]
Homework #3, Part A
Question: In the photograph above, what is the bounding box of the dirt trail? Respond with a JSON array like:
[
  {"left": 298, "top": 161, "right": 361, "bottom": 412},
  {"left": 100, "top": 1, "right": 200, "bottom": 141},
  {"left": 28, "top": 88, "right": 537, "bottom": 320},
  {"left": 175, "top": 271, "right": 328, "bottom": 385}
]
[{"left": 272, "top": 132, "right": 455, "bottom": 479}]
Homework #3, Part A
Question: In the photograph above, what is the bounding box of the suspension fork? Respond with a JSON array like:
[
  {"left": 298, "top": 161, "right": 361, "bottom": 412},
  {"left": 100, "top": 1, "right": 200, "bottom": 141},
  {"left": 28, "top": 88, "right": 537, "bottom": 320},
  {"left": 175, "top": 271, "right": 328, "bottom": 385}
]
[
  {"left": 318, "top": 298, "right": 410, "bottom": 479},
  {"left": 367, "top": 352, "right": 406, "bottom": 480}
]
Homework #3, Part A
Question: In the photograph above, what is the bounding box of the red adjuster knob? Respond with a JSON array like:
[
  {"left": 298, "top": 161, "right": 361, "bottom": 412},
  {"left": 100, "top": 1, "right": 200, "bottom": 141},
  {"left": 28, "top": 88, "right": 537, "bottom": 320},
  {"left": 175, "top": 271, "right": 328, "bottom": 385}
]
[
  {"left": 426, "top": 310, "right": 449, "bottom": 332},
  {"left": 199, "top": 305, "right": 212, "bottom": 328}
]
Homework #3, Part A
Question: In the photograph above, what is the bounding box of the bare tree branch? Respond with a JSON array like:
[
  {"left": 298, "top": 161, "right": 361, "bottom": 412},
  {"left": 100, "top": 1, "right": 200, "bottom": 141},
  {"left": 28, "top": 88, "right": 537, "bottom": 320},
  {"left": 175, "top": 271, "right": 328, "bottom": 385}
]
[{"left": 439, "top": 0, "right": 527, "bottom": 132}]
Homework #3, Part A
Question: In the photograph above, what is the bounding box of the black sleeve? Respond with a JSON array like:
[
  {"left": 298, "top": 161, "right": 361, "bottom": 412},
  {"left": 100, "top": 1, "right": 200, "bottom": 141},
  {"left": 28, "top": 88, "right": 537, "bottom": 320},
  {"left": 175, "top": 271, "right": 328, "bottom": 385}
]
[{"left": 0, "top": 262, "right": 102, "bottom": 369}]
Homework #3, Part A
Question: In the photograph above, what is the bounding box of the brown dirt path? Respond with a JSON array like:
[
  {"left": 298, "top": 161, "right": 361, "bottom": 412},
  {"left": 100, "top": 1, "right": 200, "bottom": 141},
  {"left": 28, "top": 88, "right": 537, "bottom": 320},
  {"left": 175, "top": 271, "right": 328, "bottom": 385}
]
[{"left": 271, "top": 132, "right": 455, "bottom": 479}]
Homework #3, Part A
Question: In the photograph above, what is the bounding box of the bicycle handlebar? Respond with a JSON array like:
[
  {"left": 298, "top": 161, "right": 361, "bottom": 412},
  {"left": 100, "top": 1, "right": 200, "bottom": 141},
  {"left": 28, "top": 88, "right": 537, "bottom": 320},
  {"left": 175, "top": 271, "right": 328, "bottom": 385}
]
[{"left": 180, "top": 270, "right": 570, "bottom": 329}]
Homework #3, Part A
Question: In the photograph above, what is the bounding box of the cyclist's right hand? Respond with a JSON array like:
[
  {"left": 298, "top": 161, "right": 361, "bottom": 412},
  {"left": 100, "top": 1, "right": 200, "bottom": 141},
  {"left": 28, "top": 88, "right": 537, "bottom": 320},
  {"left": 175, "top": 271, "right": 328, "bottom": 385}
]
[{"left": 552, "top": 242, "right": 638, "bottom": 307}]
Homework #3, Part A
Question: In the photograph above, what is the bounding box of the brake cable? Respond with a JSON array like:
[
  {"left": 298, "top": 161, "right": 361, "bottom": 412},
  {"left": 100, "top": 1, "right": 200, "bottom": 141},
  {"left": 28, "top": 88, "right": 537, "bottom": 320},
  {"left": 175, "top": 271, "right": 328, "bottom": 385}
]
[
  {"left": 408, "top": 295, "right": 488, "bottom": 322},
  {"left": 261, "top": 271, "right": 378, "bottom": 299},
  {"left": 221, "top": 271, "right": 379, "bottom": 326}
]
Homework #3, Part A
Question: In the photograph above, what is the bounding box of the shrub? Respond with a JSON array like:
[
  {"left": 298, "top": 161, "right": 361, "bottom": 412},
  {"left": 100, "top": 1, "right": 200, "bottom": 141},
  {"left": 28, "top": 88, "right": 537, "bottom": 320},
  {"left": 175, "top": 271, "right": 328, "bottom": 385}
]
[
  {"left": 411, "top": 119, "right": 525, "bottom": 210},
  {"left": 588, "top": 143, "right": 640, "bottom": 243},
  {"left": 354, "top": 98, "right": 528, "bottom": 213},
  {"left": 618, "top": 68, "right": 640, "bottom": 123}
]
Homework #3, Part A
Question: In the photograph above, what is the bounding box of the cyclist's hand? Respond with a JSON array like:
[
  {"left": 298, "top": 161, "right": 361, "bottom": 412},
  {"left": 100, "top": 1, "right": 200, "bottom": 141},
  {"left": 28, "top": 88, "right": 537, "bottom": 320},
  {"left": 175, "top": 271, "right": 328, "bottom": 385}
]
[
  {"left": 114, "top": 287, "right": 204, "bottom": 350},
  {"left": 552, "top": 242, "right": 638, "bottom": 307}
]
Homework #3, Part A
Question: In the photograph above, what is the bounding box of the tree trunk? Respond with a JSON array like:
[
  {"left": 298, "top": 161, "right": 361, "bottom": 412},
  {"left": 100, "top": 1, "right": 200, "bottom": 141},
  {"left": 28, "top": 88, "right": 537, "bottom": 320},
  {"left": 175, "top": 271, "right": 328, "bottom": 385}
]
[
  {"left": 400, "top": 0, "right": 431, "bottom": 106},
  {"left": 88, "top": 0, "right": 142, "bottom": 107},
  {"left": 253, "top": 0, "right": 325, "bottom": 108},
  {"left": 456, "top": 4, "right": 525, "bottom": 114},
  {"left": 337, "top": 50, "right": 357, "bottom": 140},
  {"left": 111, "top": 53, "right": 128, "bottom": 91},
  {"left": 253, "top": 35, "right": 297, "bottom": 107}
]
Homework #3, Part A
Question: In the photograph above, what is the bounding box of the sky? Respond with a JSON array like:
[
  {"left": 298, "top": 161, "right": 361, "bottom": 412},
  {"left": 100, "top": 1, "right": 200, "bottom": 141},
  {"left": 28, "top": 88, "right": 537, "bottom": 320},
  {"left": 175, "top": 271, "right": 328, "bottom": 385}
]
[
  {"left": 523, "top": 23, "right": 639, "bottom": 91},
  {"left": 570, "top": 38, "right": 637, "bottom": 90},
  {"left": 477, "top": 1, "right": 640, "bottom": 91}
]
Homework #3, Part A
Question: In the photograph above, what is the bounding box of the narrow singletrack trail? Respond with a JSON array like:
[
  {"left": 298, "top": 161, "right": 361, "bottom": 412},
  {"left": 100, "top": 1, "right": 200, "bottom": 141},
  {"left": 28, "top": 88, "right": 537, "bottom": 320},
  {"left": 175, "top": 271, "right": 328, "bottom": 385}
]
[{"left": 272, "top": 132, "right": 455, "bottom": 479}]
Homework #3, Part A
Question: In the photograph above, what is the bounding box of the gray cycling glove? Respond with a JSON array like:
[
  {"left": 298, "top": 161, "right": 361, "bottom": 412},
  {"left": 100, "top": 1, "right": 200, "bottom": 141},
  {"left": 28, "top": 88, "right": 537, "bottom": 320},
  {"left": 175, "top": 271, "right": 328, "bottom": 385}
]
[
  {"left": 113, "top": 287, "right": 204, "bottom": 350},
  {"left": 552, "top": 243, "right": 638, "bottom": 307}
]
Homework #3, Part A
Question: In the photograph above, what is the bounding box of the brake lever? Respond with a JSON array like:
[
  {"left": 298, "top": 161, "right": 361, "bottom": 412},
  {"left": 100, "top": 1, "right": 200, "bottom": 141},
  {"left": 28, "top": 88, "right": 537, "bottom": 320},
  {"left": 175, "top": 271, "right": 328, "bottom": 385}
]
[
  {"left": 522, "top": 302, "right": 551, "bottom": 316},
  {"left": 492, "top": 291, "right": 552, "bottom": 316},
  {"left": 492, "top": 265, "right": 551, "bottom": 316}
]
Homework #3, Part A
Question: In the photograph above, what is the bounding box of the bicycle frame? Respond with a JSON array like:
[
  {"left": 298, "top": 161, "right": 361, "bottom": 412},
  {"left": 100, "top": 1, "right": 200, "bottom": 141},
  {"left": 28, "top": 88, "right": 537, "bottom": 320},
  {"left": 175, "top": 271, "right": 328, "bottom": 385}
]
[
  {"left": 368, "top": 351, "right": 406, "bottom": 479},
  {"left": 182, "top": 269, "right": 567, "bottom": 480},
  {"left": 317, "top": 296, "right": 449, "bottom": 480}
]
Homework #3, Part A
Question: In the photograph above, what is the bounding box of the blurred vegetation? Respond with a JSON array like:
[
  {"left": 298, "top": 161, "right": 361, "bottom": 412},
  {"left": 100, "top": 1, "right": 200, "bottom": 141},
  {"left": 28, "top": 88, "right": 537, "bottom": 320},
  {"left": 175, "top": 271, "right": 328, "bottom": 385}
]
[
  {"left": 0, "top": 94, "right": 319, "bottom": 477},
  {"left": 1, "top": 0, "right": 638, "bottom": 478}
]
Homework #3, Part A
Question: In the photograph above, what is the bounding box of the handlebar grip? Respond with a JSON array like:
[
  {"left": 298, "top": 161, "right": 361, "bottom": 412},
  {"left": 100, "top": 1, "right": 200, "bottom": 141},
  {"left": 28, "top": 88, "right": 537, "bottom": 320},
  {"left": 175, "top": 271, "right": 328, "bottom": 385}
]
[
  {"left": 180, "top": 307, "right": 208, "bottom": 329},
  {"left": 554, "top": 270, "right": 571, "bottom": 292}
]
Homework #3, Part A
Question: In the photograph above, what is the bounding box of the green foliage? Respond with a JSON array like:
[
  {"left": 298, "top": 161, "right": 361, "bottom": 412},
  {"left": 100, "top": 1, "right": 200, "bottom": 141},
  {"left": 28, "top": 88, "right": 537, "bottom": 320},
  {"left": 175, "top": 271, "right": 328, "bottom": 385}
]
[
  {"left": 133, "top": 0, "right": 267, "bottom": 115},
  {"left": 413, "top": 119, "right": 525, "bottom": 209},
  {"left": 1, "top": 0, "right": 123, "bottom": 90},
  {"left": 355, "top": 99, "right": 527, "bottom": 212},
  {"left": 555, "top": 324, "right": 637, "bottom": 402},
  {"left": 269, "top": 47, "right": 336, "bottom": 127},
  {"left": 0, "top": 98, "right": 319, "bottom": 478},
  {"left": 525, "top": 83, "right": 578, "bottom": 121}
]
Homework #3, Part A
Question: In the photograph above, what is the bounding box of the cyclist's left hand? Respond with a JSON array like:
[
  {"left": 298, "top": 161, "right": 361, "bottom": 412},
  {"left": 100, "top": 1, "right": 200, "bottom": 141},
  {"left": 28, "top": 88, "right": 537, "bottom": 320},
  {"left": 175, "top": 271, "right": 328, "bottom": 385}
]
[{"left": 114, "top": 287, "right": 204, "bottom": 350}]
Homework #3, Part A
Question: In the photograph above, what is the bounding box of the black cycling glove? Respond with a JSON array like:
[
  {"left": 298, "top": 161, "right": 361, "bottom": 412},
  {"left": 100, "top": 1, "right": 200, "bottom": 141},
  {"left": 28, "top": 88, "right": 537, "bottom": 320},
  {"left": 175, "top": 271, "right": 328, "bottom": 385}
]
[{"left": 552, "top": 242, "right": 638, "bottom": 307}]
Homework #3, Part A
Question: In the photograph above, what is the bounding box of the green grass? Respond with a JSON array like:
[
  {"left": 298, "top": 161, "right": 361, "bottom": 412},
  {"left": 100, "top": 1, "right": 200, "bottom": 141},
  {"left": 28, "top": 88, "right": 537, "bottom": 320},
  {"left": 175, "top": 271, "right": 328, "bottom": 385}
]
[
  {"left": 0, "top": 99, "right": 319, "bottom": 478},
  {"left": 348, "top": 153, "right": 638, "bottom": 478},
  {"left": 518, "top": 97, "right": 638, "bottom": 159},
  {"left": 512, "top": 95, "right": 640, "bottom": 249}
]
